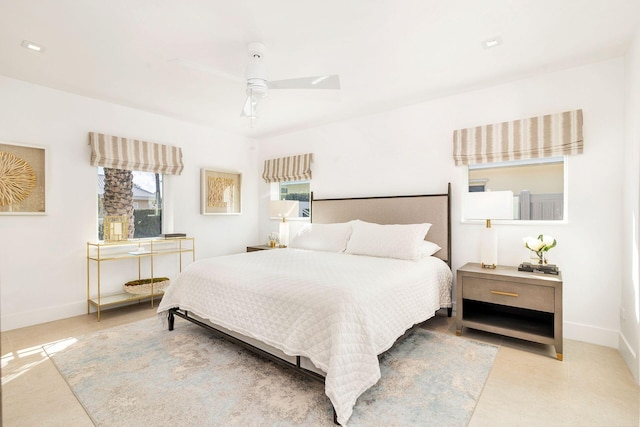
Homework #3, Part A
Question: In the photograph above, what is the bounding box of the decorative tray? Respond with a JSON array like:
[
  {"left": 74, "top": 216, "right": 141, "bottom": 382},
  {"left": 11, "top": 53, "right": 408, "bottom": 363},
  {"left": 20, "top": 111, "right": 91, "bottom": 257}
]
[{"left": 123, "top": 277, "right": 170, "bottom": 294}]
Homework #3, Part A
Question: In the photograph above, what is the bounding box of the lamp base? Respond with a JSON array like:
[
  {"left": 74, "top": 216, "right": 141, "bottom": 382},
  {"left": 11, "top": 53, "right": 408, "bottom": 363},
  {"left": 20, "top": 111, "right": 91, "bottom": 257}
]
[
  {"left": 479, "top": 226, "right": 498, "bottom": 269},
  {"left": 278, "top": 220, "right": 290, "bottom": 248}
]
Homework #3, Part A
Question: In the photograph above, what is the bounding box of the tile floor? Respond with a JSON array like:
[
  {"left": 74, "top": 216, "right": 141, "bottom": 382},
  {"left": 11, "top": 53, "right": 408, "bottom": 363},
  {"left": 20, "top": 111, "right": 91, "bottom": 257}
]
[{"left": 1, "top": 305, "right": 639, "bottom": 426}]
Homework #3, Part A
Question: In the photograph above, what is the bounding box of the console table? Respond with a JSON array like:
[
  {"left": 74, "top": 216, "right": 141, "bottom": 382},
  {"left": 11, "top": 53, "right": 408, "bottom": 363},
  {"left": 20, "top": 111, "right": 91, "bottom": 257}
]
[{"left": 87, "top": 237, "right": 195, "bottom": 320}]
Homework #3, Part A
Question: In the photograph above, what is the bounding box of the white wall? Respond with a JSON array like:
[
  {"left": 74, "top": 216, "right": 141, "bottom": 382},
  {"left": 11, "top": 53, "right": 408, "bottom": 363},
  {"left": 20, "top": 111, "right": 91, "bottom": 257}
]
[
  {"left": 0, "top": 76, "right": 259, "bottom": 331},
  {"left": 621, "top": 28, "right": 640, "bottom": 382},
  {"left": 0, "top": 55, "right": 633, "bottom": 364},
  {"left": 258, "top": 58, "right": 626, "bottom": 349}
]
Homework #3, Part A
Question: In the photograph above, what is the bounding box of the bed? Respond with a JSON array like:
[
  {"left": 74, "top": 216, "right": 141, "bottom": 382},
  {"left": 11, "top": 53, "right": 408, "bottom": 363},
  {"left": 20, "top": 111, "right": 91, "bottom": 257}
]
[{"left": 157, "top": 184, "right": 452, "bottom": 425}]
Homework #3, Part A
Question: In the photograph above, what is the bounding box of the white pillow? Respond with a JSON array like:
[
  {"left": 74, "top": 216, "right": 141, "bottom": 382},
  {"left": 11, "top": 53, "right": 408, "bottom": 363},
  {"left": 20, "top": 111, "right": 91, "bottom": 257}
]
[
  {"left": 420, "top": 240, "right": 442, "bottom": 257},
  {"left": 289, "top": 222, "right": 352, "bottom": 252},
  {"left": 345, "top": 220, "right": 432, "bottom": 260}
]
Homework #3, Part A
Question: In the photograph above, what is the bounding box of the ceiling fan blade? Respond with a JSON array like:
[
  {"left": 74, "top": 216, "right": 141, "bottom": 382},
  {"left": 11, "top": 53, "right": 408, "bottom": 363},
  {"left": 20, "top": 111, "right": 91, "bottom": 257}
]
[
  {"left": 268, "top": 74, "right": 340, "bottom": 90},
  {"left": 168, "top": 58, "right": 245, "bottom": 83}
]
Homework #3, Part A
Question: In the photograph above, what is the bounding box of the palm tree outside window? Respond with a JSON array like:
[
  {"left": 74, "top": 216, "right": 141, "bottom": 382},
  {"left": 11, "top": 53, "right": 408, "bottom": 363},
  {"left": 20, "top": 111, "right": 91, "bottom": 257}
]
[{"left": 98, "top": 167, "right": 163, "bottom": 240}]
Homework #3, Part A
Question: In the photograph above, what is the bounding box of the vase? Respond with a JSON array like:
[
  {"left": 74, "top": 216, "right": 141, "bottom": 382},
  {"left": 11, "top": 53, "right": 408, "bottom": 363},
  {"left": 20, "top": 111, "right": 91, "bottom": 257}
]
[{"left": 530, "top": 251, "right": 547, "bottom": 265}]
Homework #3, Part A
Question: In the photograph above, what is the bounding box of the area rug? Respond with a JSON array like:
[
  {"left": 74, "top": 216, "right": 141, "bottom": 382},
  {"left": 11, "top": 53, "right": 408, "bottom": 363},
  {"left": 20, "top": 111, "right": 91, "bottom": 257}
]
[{"left": 45, "top": 317, "right": 497, "bottom": 426}]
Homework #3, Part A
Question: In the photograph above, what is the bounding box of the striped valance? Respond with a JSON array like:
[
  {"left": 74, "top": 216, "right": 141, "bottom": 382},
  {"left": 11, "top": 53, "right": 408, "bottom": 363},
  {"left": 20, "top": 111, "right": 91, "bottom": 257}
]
[
  {"left": 262, "top": 153, "right": 313, "bottom": 183},
  {"left": 453, "top": 110, "right": 583, "bottom": 166},
  {"left": 89, "top": 132, "right": 184, "bottom": 175}
]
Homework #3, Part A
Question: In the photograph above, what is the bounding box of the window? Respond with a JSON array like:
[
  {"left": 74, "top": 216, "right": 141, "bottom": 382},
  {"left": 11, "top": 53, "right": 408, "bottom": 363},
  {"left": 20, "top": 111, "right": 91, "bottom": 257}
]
[
  {"left": 271, "top": 180, "right": 310, "bottom": 218},
  {"left": 98, "top": 167, "right": 163, "bottom": 239},
  {"left": 467, "top": 157, "right": 565, "bottom": 221}
]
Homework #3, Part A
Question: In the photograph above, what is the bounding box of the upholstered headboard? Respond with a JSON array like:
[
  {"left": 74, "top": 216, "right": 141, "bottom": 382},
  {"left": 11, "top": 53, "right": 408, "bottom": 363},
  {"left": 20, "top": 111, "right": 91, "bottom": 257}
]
[{"left": 310, "top": 183, "right": 451, "bottom": 266}]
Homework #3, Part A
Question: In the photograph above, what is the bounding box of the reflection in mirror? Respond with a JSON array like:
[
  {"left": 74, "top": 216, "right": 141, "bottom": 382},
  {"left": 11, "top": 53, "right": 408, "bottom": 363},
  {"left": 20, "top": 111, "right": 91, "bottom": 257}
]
[{"left": 468, "top": 156, "right": 564, "bottom": 221}]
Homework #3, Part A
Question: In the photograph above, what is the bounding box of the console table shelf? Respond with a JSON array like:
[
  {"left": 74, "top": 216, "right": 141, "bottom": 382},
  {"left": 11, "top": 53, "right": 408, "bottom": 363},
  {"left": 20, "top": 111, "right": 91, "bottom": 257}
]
[{"left": 86, "top": 237, "right": 195, "bottom": 320}]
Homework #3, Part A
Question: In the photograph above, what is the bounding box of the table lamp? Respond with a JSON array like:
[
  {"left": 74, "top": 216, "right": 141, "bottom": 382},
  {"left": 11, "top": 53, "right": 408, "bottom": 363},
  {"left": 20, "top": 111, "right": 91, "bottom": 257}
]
[
  {"left": 464, "top": 191, "right": 513, "bottom": 268},
  {"left": 269, "top": 200, "right": 299, "bottom": 247}
]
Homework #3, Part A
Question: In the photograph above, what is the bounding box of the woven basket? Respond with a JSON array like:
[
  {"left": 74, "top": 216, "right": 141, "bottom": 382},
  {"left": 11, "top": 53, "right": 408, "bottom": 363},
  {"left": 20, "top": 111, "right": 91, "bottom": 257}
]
[{"left": 123, "top": 277, "right": 169, "bottom": 295}]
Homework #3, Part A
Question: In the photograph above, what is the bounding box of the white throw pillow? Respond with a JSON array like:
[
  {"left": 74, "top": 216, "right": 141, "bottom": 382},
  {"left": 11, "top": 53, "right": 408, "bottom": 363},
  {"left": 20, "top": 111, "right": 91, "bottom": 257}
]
[
  {"left": 345, "top": 220, "right": 432, "bottom": 260},
  {"left": 289, "top": 222, "right": 353, "bottom": 252},
  {"left": 420, "top": 241, "right": 442, "bottom": 257}
]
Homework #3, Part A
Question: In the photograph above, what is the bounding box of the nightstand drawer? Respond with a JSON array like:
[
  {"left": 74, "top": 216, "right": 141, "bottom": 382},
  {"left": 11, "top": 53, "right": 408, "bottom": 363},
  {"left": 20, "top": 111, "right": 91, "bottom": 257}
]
[{"left": 463, "top": 277, "right": 554, "bottom": 312}]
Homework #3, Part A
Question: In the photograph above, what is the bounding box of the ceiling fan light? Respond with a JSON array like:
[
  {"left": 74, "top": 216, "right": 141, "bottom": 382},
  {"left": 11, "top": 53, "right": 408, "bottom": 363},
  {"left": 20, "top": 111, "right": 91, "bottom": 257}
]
[{"left": 241, "top": 88, "right": 261, "bottom": 121}]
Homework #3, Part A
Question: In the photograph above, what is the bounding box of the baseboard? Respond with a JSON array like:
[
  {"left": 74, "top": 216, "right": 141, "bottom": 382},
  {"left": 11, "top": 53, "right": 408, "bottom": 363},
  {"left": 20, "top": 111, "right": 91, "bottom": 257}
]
[
  {"left": 618, "top": 331, "right": 639, "bottom": 384},
  {"left": 563, "top": 321, "right": 619, "bottom": 348},
  {"left": 1, "top": 298, "right": 160, "bottom": 332},
  {"left": 1, "top": 300, "right": 87, "bottom": 332}
]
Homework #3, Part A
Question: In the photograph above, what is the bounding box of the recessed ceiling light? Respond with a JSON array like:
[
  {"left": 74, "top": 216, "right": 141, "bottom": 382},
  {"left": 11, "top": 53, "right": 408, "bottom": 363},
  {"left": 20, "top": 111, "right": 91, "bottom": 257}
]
[
  {"left": 481, "top": 36, "right": 503, "bottom": 49},
  {"left": 21, "top": 40, "right": 44, "bottom": 53}
]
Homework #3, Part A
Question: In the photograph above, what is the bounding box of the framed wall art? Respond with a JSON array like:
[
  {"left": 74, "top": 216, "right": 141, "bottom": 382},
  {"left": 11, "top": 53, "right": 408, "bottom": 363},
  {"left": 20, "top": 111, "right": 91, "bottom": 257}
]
[
  {"left": 0, "top": 142, "right": 46, "bottom": 215},
  {"left": 201, "top": 168, "right": 242, "bottom": 215},
  {"left": 103, "top": 215, "right": 128, "bottom": 242}
]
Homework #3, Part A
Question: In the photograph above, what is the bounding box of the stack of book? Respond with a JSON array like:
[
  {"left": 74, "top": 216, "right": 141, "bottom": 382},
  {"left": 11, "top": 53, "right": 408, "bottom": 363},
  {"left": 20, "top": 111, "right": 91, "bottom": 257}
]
[
  {"left": 160, "top": 233, "right": 187, "bottom": 238},
  {"left": 517, "top": 262, "right": 559, "bottom": 275}
]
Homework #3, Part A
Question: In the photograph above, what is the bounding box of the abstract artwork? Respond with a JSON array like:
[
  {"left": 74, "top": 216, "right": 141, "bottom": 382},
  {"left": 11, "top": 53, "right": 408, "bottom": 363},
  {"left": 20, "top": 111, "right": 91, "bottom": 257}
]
[
  {"left": 201, "top": 168, "right": 242, "bottom": 215},
  {"left": 0, "top": 142, "right": 46, "bottom": 214}
]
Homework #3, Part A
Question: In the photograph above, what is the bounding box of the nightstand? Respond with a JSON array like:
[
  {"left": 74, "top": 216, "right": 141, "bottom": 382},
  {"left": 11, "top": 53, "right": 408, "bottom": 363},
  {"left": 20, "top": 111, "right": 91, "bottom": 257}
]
[
  {"left": 456, "top": 262, "right": 563, "bottom": 360},
  {"left": 246, "top": 245, "right": 276, "bottom": 252}
]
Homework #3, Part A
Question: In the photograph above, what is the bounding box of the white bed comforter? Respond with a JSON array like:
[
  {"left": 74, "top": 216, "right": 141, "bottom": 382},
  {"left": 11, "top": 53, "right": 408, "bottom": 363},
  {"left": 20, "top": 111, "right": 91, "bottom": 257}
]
[{"left": 157, "top": 249, "right": 452, "bottom": 425}]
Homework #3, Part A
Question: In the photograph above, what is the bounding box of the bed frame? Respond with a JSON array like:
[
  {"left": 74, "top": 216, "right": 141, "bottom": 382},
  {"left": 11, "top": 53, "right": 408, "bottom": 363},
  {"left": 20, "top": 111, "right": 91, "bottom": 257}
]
[{"left": 167, "top": 183, "right": 452, "bottom": 425}]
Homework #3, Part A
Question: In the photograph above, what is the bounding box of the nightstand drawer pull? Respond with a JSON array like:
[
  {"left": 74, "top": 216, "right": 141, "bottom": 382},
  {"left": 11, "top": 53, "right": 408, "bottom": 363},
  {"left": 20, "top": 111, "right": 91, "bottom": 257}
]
[{"left": 491, "top": 290, "right": 519, "bottom": 297}]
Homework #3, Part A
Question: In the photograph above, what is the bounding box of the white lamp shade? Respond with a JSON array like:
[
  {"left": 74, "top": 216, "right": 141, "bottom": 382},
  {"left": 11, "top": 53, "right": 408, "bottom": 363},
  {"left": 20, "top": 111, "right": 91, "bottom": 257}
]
[
  {"left": 269, "top": 200, "right": 300, "bottom": 219},
  {"left": 463, "top": 191, "right": 514, "bottom": 221},
  {"left": 463, "top": 191, "right": 513, "bottom": 219}
]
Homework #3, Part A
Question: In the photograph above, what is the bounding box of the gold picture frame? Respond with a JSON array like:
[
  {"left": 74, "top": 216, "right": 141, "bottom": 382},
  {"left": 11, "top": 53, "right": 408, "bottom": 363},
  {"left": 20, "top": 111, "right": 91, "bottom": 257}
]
[
  {"left": 103, "top": 215, "right": 128, "bottom": 242},
  {"left": 201, "top": 168, "right": 242, "bottom": 215},
  {"left": 0, "top": 141, "right": 46, "bottom": 215}
]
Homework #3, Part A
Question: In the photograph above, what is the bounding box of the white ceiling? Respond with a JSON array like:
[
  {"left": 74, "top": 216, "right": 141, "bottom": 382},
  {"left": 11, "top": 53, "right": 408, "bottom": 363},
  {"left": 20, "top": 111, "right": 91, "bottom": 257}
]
[{"left": 1, "top": 0, "right": 639, "bottom": 139}]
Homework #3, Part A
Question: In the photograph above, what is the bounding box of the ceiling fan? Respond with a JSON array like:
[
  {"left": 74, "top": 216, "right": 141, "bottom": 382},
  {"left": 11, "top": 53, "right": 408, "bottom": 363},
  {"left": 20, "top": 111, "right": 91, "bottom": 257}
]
[
  {"left": 240, "top": 42, "right": 341, "bottom": 121},
  {"left": 171, "top": 42, "right": 340, "bottom": 123}
]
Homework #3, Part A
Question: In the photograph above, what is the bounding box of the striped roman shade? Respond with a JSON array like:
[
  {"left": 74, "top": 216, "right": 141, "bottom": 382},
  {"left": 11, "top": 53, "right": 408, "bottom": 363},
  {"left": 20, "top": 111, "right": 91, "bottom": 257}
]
[
  {"left": 453, "top": 110, "right": 583, "bottom": 166},
  {"left": 262, "top": 153, "right": 313, "bottom": 183},
  {"left": 89, "top": 132, "right": 184, "bottom": 175}
]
